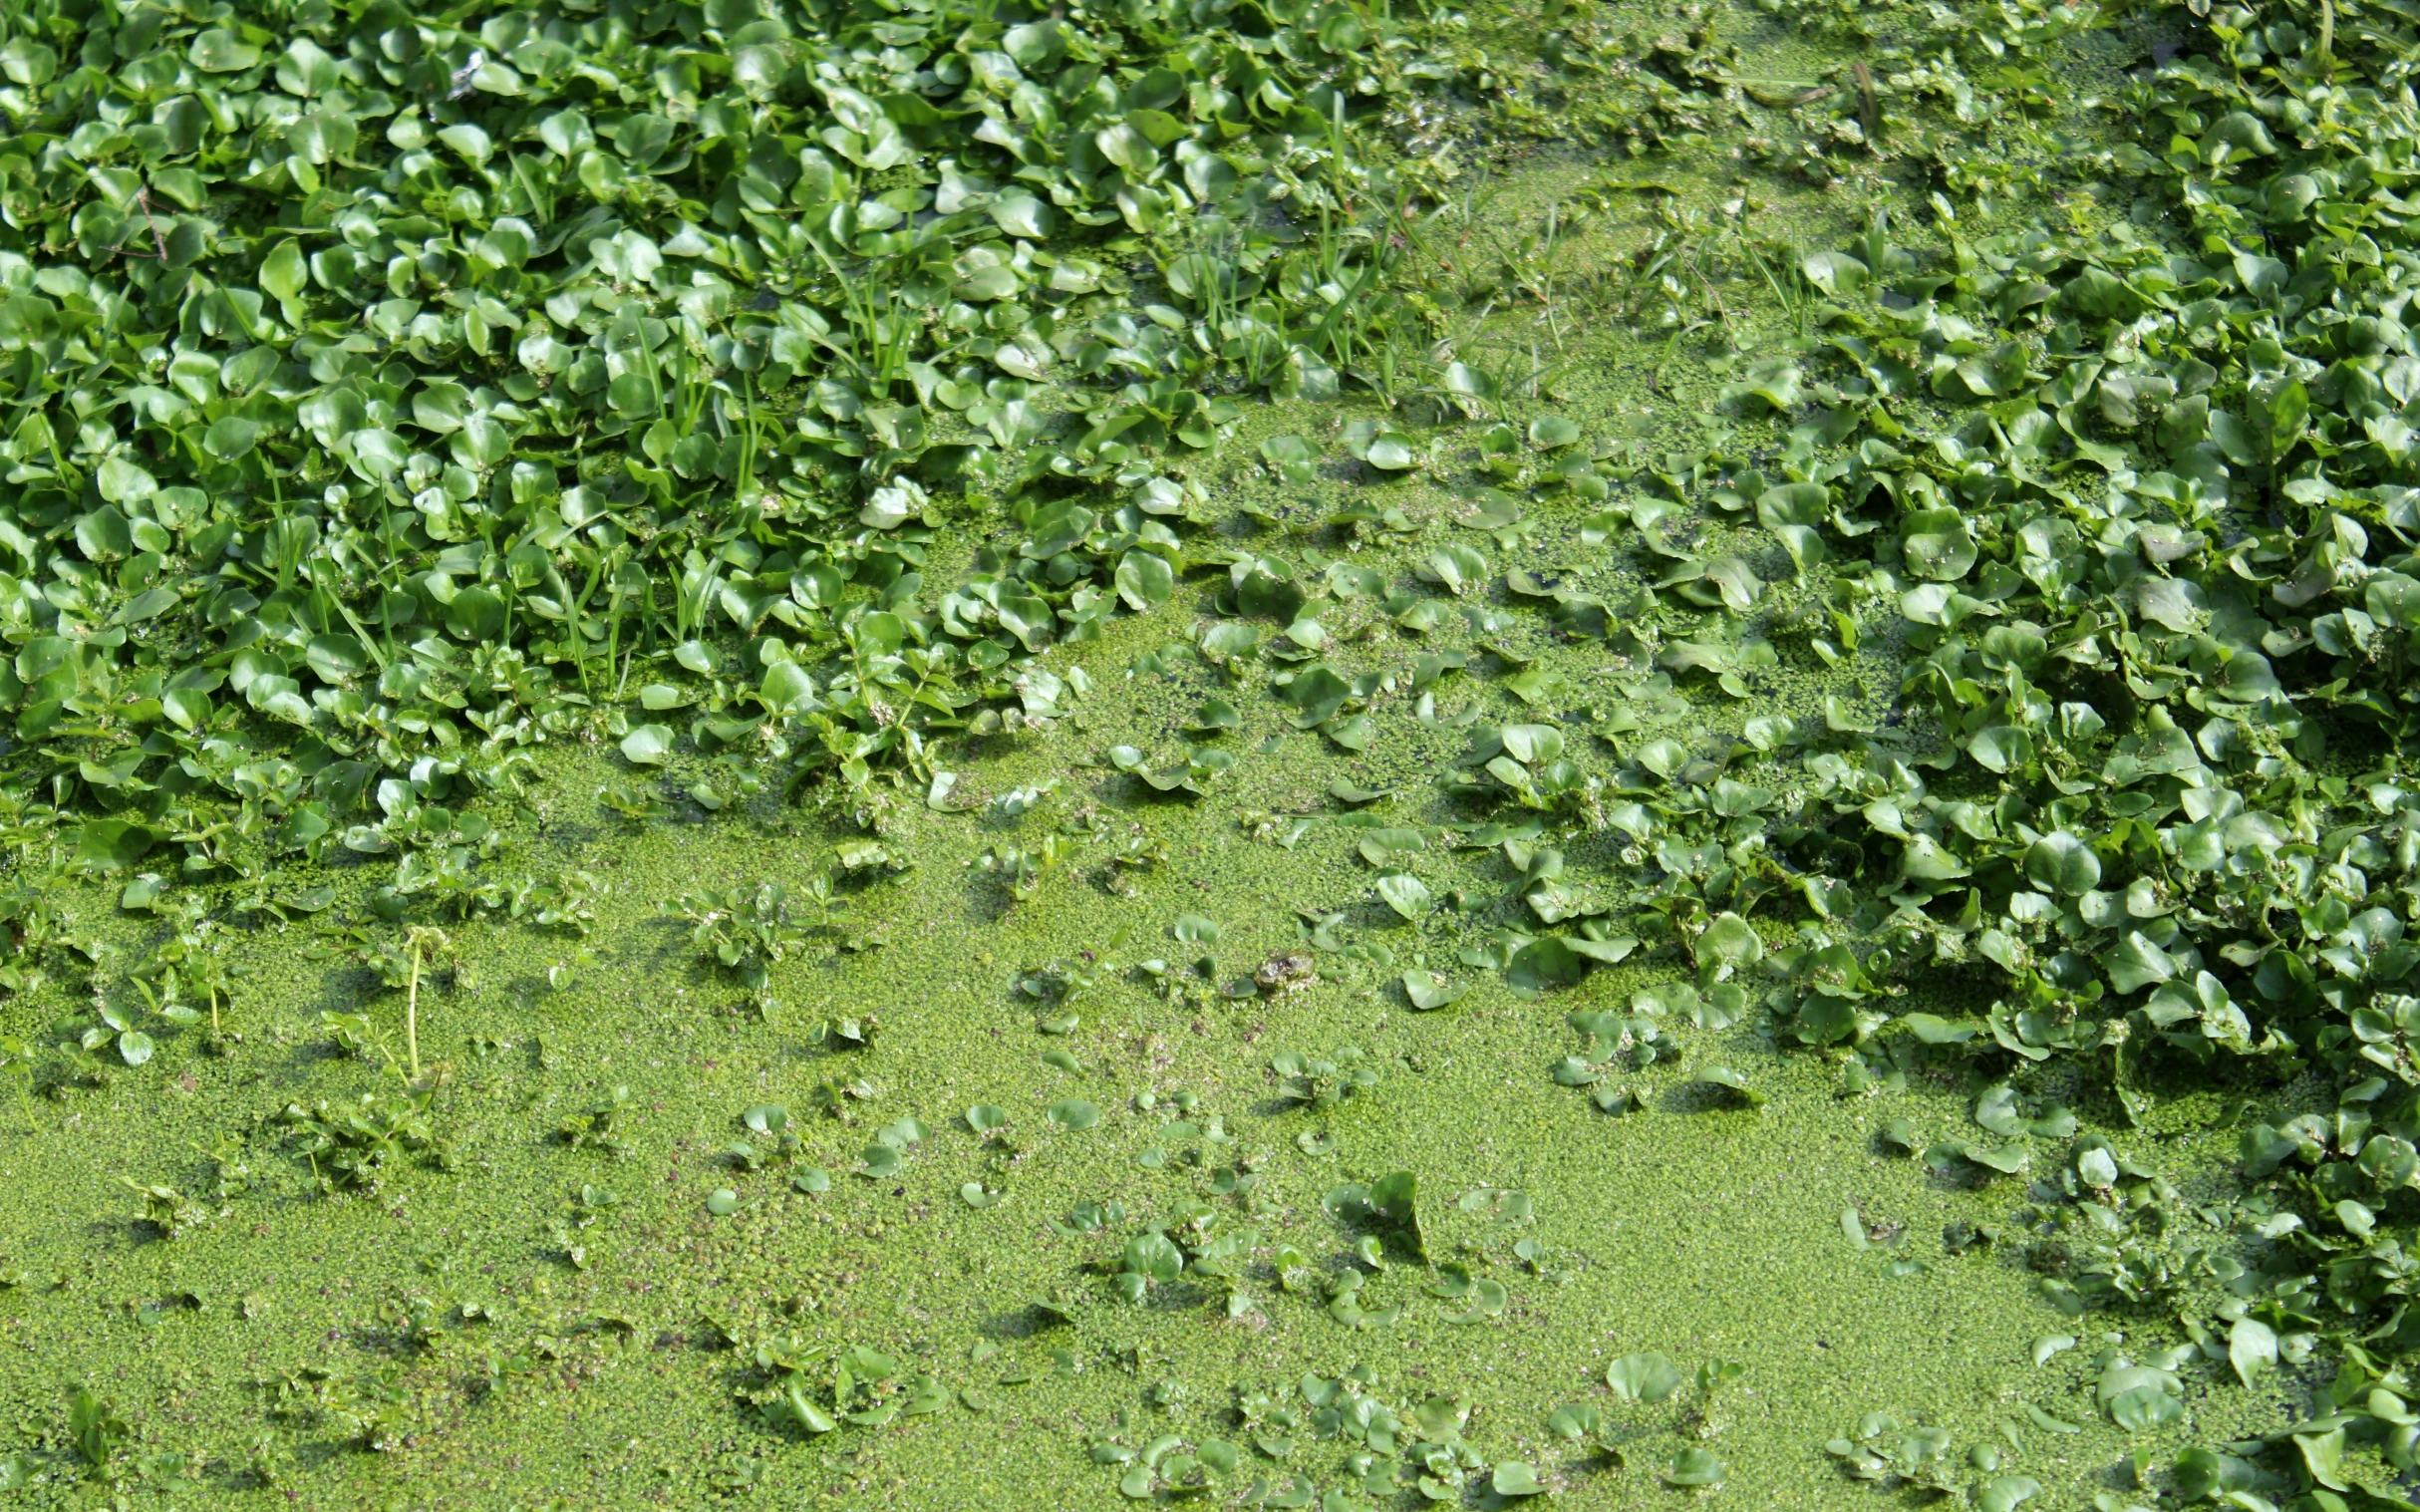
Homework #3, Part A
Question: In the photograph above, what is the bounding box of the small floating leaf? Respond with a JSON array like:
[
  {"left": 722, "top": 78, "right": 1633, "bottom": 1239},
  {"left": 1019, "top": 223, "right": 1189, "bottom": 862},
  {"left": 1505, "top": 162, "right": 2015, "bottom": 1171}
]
[
  {"left": 1048, "top": 1099, "right": 1100, "bottom": 1131},
  {"left": 1374, "top": 873, "right": 1431, "bottom": 921},
  {"left": 1664, "top": 1447, "right": 1724, "bottom": 1487},
  {"left": 1401, "top": 971, "right": 1466, "bottom": 1010},
  {"left": 1607, "top": 1352, "right": 1681, "bottom": 1403},
  {"left": 620, "top": 724, "right": 677, "bottom": 766}
]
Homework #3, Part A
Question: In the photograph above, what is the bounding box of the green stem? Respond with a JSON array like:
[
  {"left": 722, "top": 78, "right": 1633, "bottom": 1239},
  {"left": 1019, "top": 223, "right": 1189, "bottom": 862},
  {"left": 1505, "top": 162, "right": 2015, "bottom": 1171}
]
[
  {"left": 605, "top": 589, "right": 623, "bottom": 698},
  {"left": 405, "top": 947, "right": 422, "bottom": 1079}
]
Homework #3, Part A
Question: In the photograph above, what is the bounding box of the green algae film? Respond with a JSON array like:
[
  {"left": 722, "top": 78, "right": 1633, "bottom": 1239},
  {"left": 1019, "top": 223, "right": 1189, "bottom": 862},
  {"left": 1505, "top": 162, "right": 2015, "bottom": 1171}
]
[
  {"left": 0, "top": 263, "right": 2281, "bottom": 1512},
  {"left": 0, "top": 711, "right": 2269, "bottom": 1507},
  {"left": 0, "top": 10, "right": 2303, "bottom": 1501}
]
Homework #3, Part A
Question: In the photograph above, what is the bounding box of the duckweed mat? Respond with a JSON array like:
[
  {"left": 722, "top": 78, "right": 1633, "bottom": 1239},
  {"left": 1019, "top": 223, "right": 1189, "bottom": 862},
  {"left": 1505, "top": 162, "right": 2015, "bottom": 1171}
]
[{"left": 0, "top": 0, "right": 2415, "bottom": 1502}]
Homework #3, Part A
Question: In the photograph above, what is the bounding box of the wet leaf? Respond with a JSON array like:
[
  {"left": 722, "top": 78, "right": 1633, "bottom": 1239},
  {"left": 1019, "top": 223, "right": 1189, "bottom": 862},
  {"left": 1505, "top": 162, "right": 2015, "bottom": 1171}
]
[
  {"left": 620, "top": 726, "right": 677, "bottom": 767},
  {"left": 1693, "top": 1066, "right": 1766, "bottom": 1108},
  {"left": 2023, "top": 833, "right": 2100, "bottom": 897},
  {"left": 75, "top": 820, "right": 158, "bottom": 873},
  {"left": 1664, "top": 1447, "right": 1724, "bottom": 1487},
  {"left": 1548, "top": 1402, "right": 1604, "bottom": 1439},
  {"left": 1375, "top": 873, "right": 1431, "bottom": 921},
  {"left": 2229, "top": 1317, "right": 2276, "bottom": 1388},
  {"left": 1607, "top": 1352, "right": 1681, "bottom": 1402},
  {"left": 1977, "top": 1477, "right": 2041, "bottom": 1512},
  {"left": 1401, "top": 971, "right": 1466, "bottom": 1010},
  {"left": 1047, "top": 1099, "right": 1100, "bottom": 1131}
]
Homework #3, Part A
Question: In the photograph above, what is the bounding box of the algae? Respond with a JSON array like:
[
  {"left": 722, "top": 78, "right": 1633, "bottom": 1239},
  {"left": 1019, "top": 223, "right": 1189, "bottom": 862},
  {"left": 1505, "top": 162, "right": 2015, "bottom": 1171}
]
[
  {"left": 0, "top": 0, "right": 2392, "bottom": 1500},
  {"left": 0, "top": 604, "right": 2273, "bottom": 1507}
]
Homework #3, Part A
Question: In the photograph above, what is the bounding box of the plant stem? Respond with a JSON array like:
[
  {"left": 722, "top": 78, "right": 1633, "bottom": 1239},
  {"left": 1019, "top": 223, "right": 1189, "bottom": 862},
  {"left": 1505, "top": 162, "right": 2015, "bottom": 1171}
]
[{"left": 406, "top": 946, "right": 422, "bottom": 1079}]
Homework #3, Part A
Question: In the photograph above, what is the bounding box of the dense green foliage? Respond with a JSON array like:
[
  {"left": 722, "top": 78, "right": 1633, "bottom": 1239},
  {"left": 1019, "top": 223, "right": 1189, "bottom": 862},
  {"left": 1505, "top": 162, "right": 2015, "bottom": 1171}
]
[
  {"left": 0, "top": 0, "right": 1456, "bottom": 890},
  {"left": 10, "top": 0, "right": 2420, "bottom": 1498}
]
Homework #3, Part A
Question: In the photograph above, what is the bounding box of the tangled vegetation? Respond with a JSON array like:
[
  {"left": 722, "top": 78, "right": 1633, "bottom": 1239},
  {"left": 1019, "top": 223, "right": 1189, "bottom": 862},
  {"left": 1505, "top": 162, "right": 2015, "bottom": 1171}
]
[{"left": 4, "top": 0, "right": 2420, "bottom": 1498}]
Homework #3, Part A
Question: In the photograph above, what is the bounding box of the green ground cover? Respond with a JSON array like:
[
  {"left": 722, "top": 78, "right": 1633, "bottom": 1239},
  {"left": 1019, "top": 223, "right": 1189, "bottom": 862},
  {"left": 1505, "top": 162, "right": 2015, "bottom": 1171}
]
[{"left": 0, "top": 0, "right": 2416, "bottom": 1502}]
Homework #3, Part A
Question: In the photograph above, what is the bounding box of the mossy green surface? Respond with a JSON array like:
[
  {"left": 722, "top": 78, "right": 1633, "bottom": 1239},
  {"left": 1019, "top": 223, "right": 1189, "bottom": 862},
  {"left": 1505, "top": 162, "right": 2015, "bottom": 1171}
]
[
  {"left": 0, "top": 0, "right": 2329, "bottom": 1501},
  {"left": 0, "top": 607, "right": 2270, "bottom": 1508}
]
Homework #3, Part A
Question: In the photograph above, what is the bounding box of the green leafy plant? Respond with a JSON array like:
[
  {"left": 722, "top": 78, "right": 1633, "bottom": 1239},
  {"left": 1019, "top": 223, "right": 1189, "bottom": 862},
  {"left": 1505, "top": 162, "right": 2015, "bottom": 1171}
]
[
  {"left": 272, "top": 1094, "right": 444, "bottom": 1194},
  {"left": 121, "top": 1179, "right": 213, "bottom": 1241},
  {"left": 66, "top": 1388, "right": 128, "bottom": 1479},
  {"left": 667, "top": 883, "right": 807, "bottom": 991},
  {"left": 560, "top": 1085, "right": 635, "bottom": 1155},
  {"left": 1270, "top": 1048, "right": 1380, "bottom": 1111},
  {"left": 1825, "top": 1412, "right": 1959, "bottom": 1493}
]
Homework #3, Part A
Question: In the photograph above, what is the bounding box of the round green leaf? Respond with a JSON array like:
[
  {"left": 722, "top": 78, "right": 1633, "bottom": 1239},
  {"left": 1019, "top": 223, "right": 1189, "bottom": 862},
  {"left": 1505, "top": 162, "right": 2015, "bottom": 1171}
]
[
  {"left": 607, "top": 372, "right": 660, "bottom": 417},
  {"left": 1529, "top": 416, "right": 1582, "bottom": 449},
  {"left": 1799, "top": 250, "right": 1869, "bottom": 297},
  {"left": 203, "top": 416, "right": 262, "bottom": 461},
  {"left": 1606, "top": 1351, "right": 1680, "bottom": 1402},
  {"left": 1095, "top": 122, "right": 1158, "bottom": 173},
  {"left": 305, "top": 635, "right": 369, "bottom": 682},
  {"left": 2024, "top": 832, "right": 2101, "bottom": 896},
  {"left": 1664, "top": 1448, "right": 1725, "bottom": 1487},
  {"left": 76, "top": 507, "right": 134, "bottom": 560},
  {"left": 1428, "top": 544, "right": 1488, "bottom": 596},
  {"left": 444, "top": 586, "right": 508, "bottom": 643},
  {"left": 189, "top": 29, "right": 261, "bottom": 70},
  {"left": 619, "top": 725, "right": 677, "bottom": 765},
  {"left": 1508, "top": 936, "right": 1588, "bottom": 993},
  {"left": 75, "top": 819, "right": 158, "bottom": 873},
  {"left": 1119, "top": 1232, "right": 1183, "bottom": 1283},
  {"left": 1047, "top": 1098, "right": 1099, "bottom": 1131},
  {"left": 1375, "top": 872, "right": 1431, "bottom": 921},
  {"left": 161, "top": 689, "right": 210, "bottom": 732},
  {"left": 1113, "top": 550, "right": 1173, "bottom": 611},
  {"left": 1977, "top": 1476, "right": 2042, "bottom": 1512},
  {"left": 1547, "top": 1402, "right": 1604, "bottom": 1439},
  {"left": 1966, "top": 726, "right": 2035, "bottom": 773},
  {"left": 1699, "top": 912, "right": 1764, "bottom": 968}
]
